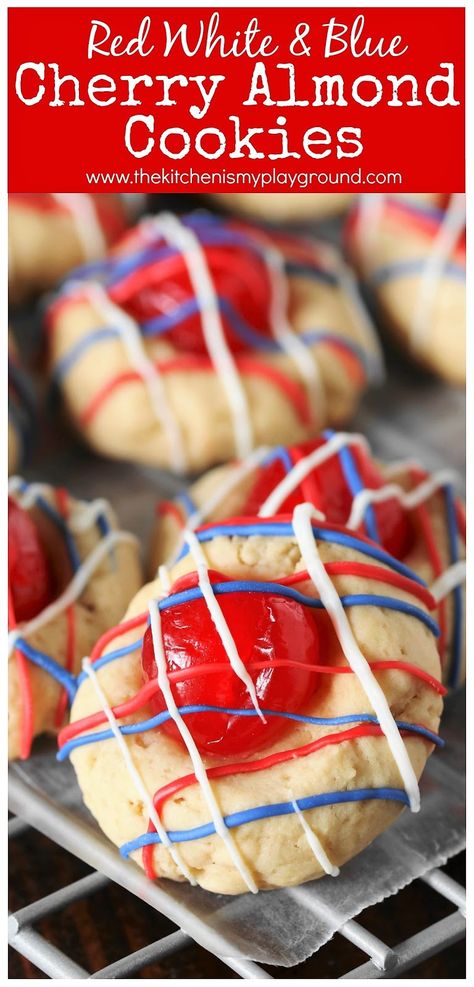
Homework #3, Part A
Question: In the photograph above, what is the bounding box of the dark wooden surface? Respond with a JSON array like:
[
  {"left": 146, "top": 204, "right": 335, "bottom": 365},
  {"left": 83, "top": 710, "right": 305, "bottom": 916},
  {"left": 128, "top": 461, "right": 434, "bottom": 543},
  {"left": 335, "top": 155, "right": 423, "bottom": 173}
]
[{"left": 9, "top": 826, "right": 465, "bottom": 979}]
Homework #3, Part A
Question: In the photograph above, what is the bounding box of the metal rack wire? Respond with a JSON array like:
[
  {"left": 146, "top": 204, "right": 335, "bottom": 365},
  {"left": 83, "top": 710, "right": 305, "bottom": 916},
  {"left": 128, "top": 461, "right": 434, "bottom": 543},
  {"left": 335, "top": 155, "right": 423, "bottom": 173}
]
[{"left": 9, "top": 768, "right": 466, "bottom": 980}]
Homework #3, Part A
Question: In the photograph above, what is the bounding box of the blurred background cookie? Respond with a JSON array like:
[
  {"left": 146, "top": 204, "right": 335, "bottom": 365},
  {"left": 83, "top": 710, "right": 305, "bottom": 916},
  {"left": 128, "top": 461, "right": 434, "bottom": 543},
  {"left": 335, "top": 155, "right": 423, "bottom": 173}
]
[
  {"left": 347, "top": 193, "right": 465, "bottom": 385},
  {"left": 207, "top": 192, "right": 354, "bottom": 223},
  {"left": 9, "top": 193, "right": 140, "bottom": 304},
  {"left": 46, "top": 211, "right": 382, "bottom": 473}
]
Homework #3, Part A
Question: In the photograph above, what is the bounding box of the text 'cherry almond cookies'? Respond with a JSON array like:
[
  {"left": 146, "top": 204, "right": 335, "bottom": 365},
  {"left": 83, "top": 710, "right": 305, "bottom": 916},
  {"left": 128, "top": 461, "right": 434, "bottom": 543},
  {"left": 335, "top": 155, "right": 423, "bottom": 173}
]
[
  {"left": 152, "top": 433, "right": 466, "bottom": 689},
  {"left": 8, "top": 477, "right": 142, "bottom": 760},
  {"left": 47, "top": 212, "right": 382, "bottom": 474},
  {"left": 61, "top": 503, "right": 444, "bottom": 895}
]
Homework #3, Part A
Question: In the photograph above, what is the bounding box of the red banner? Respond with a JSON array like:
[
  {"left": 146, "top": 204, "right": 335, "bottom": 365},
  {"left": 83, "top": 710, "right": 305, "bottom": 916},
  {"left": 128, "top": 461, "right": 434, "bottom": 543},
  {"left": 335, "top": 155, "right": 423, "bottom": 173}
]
[{"left": 8, "top": 7, "right": 465, "bottom": 192}]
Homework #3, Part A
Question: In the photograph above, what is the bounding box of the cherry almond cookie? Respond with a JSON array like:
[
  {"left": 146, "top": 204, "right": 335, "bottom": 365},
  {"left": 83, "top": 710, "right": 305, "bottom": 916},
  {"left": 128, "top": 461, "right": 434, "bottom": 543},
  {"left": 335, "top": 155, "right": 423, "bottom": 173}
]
[
  {"left": 9, "top": 193, "right": 129, "bottom": 304},
  {"left": 152, "top": 433, "right": 465, "bottom": 688},
  {"left": 347, "top": 193, "right": 466, "bottom": 385},
  {"left": 8, "top": 478, "right": 142, "bottom": 760},
  {"left": 62, "top": 504, "right": 444, "bottom": 894},
  {"left": 47, "top": 212, "right": 382, "bottom": 473}
]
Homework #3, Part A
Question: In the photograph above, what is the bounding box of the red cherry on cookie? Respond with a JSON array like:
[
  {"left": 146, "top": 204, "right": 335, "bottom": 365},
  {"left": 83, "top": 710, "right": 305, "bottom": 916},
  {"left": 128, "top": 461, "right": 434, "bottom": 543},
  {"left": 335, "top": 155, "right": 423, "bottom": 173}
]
[
  {"left": 110, "top": 241, "right": 274, "bottom": 355},
  {"left": 8, "top": 498, "right": 54, "bottom": 622},
  {"left": 142, "top": 571, "right": 319, "bottom": 758},
  {"left": 242, "top": 438, "right": 413, "bottom": 560}
]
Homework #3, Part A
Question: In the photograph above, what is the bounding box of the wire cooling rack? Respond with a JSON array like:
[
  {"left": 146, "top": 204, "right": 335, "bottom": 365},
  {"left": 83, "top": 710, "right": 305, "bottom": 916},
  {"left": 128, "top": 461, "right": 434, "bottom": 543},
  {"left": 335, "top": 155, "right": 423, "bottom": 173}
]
[
  {"left": 7, "top": 792, "right": 466, "bottom": 979},
  {"left": 8, "top": 201, "right": 467, "bottom": 979},
  {"left": 8, "top": 688, "right": 466, "bottom": 982}
]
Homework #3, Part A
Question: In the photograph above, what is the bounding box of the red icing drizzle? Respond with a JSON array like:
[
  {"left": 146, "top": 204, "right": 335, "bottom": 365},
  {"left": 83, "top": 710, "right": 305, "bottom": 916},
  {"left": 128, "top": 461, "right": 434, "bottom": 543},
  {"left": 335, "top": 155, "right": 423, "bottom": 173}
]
[
  {"left": 241, "top": 438, "right": 413, "bottom": 559},
  {"left": 78, "top": 355, "right": 314, "bottom": 428},
  {"left": 346, "top": 195, "right": 466, "bottom": 262},
  {"left": 8, "top": 497, "right": 55, "bottom": 760}
]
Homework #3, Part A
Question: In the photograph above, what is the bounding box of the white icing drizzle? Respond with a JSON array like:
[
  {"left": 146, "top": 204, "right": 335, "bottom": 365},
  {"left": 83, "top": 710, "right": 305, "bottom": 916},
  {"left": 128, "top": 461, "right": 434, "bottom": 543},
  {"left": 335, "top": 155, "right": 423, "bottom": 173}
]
[
  {"left": 291, "top": 502, "right": 421, "bottom": 812},
  {"left": 8, "top": 477, "right": 52, "bottom": 509},
  {"left": 258, "top": 432, "right": 369, "bottom": 518},
  {"left": 291, "top": 800, "right": 339, "bottom": 877},
  {"left": 186, "top": 446, "right": 270, "bottom": 531},
  {"left": 144, "top": 213, "right": 254, "bottom": 460},
  {"left": 8, "top": 530, "right": 137, "bottom": 658},
  {"left": 148, "top": 599, "right": 258, "bottom": 892},
  {"left": 356, "top": 193, "right": 387, "bottom": 255},
  {"left": 182, "top": 528, "right": 265, "bottom": 721},
  {"left": 81, "top": 657, "right": 196, "bottom": 884},
  {"left": 411, "top": 193, "right": 466, "bottom": 351},
  {"left": 78, "top": 281, "right": 187, "bottom": 475},
  {"left": 158, "top": 564, "right": 172, "bottom": 593},
  {"left": 163, "top": 446, "right": 271, "bottom": 572},
  {"left": 382, "top": 459, "right": 423, "bottom": 479},
  {"left": 9, "top": 477, "right": 113, "bottom": 535},
  {"left": 52, "top": 194, "right": 107, "bottom": 260},
  {"left": 253, "top": 237, "right": 325, "bottom": 425},
  {"left": 347, "top": 469, "right": 460, "bottom": 531},
  {"left": 68, "top": 498, "right": 112, "bottom": 533},
  {"left": 430, "top": 561, "right": 466, "bottom": 603}
]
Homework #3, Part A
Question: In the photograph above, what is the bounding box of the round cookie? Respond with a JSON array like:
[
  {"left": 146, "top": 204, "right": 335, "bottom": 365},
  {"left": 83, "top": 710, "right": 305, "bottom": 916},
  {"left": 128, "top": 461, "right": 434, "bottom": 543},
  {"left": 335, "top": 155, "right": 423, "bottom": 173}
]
[
  {"left": 8, "top": 477, "right": 142, "bottom": 760},
  {"left": 47, "top": 211, "right": 382, "bottom": 474},
  {"left": 152, "top": 433, "right": 465, "bottom": 688},
  {"left": 208, "top": 193, "right": 354, "bottom": 223},
  {"left": 346, "top": 194, "right": 466, "bottom": 385},
  {"left": 9, "top": 193, "right": 129, "bottom": 304},
  {"left": 8, "top": 335, "right": 36, "bottom": 474},
  {"left": 62, "top": 509, "right": 443, "bottom": 895}
]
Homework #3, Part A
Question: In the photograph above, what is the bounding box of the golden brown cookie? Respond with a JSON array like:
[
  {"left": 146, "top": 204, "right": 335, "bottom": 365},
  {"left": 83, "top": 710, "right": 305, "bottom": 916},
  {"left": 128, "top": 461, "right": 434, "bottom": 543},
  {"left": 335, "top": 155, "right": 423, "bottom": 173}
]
[
  {"left": 8, "top": 477, "right": 142, "bottom": 760},
  {"left": 63, "top": 508, "right": 443, "bottom": 894},
  {"left": 9, "top": 193, "right": 129, "bottom": 303},
  {"left": 152, "top": 433, "right": 465, "bottom": 688},
  {"left": 347, "top": 194, "right": 465, "bottom": 385},
  {"left": 208, "top": 192, "right": 354, "bottom": 222},
  {"left": 47, "top": 212, "right": 382, "bottom": 473}
]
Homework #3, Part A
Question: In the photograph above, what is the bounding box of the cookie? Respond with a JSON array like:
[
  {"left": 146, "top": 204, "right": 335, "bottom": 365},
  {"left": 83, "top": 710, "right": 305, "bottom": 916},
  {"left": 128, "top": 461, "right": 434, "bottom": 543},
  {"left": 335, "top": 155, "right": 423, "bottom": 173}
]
[
  {"left": 9, "top": 193, "right": 129, "bottom": 304},
  {"left": 47, "top": 212, "right": 382, "bottom": 474},
  {"left": 208, "top": 192, "right": 354, "bottom": 222},
  {"left": 8, "top": 477, "right": 142, "bottom": 760},
  {"left": 347, "top": 194, "right": 466, "bottom": 384},
  {"left": 152, "top": 432, "right": 465, "bottom": 687},
  {"left": 8, "top": 336, "right": 36, "bottom": 474},
  {"left": 61, "top": 508, "right": 443, "bottom": 894}
]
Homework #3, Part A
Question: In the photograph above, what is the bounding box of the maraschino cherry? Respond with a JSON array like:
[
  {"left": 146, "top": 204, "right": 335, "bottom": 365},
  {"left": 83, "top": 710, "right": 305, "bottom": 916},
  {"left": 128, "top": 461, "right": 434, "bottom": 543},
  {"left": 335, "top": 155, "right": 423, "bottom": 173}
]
[
  {"left": 109, "top": 238, "right": 275, "bottom": 355},
  {"left": 142, "top": 570, "right": 319, "bottom": 758},
  {"left": 8, "top": 498, "right": 54, "bottom": 622},
  {"left": 242, "top": 438, "right": 413, "bottom": 559}
]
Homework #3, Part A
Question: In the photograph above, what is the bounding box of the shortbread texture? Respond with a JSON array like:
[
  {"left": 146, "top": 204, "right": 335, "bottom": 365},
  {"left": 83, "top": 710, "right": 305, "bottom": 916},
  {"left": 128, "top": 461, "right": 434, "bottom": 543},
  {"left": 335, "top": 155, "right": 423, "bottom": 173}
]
[
  {"left": 47, "top": 217, "right": 380, "bottom": 473},
  {"left": 70, "top": 531, "right": 442, "bottom": 894},
  {"left": 349, "top": 202, "right": 465, "bottom": 385},
  {"left": 151, "top": 454, "right": 465, "bottom": 688}
]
